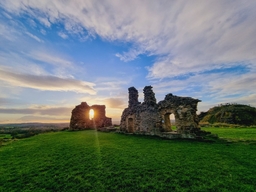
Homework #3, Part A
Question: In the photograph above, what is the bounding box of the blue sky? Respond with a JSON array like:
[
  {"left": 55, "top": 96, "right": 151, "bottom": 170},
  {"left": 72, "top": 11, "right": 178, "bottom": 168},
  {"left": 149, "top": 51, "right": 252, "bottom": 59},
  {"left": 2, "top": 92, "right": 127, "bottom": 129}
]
[{"left": 0, "top": 1, "right": 256, "bottom": 124}]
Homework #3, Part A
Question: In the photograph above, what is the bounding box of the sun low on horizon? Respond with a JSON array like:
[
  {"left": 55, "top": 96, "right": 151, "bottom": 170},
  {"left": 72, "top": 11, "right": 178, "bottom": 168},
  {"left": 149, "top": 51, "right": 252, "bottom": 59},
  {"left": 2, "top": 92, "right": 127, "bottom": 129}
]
[
  {"left": 89, "top": 109, "right": 94, "bottom": 120},
  {"left": 0, "top": 1, "right": 256, "bottom": 124}
]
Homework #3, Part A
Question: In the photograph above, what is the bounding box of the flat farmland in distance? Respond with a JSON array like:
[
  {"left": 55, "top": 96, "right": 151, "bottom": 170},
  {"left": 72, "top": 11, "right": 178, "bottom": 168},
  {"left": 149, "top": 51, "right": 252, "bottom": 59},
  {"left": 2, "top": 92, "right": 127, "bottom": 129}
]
[{"left": 1, "top": 129, "right": 256, "bottom": 191}]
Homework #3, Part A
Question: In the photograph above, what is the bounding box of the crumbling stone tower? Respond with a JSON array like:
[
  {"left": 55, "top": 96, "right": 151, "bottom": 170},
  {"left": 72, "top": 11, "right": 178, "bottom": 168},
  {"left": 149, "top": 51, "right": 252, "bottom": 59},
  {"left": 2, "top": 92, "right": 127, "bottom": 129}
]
[
  {"left": 139, "top": 86, "right": 159, "bottom": 132},
  {"left": 128, "top": 87, "right": 140, "bottom": 108},
  {"left": 143, "top": 86, "right": 156, "bottom": 106},
  {"left": 120, "top": 86, "right": 205, "bottom": 139}
]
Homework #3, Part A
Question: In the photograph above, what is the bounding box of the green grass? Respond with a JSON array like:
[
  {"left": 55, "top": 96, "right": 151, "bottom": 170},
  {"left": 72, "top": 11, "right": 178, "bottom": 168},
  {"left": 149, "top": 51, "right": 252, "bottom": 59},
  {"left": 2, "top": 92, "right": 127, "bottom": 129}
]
[
  {"left": 0, "top": 134, "right": 12, "bottom": 146},
  {"left": 0, "top": 134, "right": 12, "bottom": 139},
  {"left": 1, "top": 130, "right": 256, "bottom": 191},
  {"left": 202, "top": 127, "right": 256, "bottom": 141}
]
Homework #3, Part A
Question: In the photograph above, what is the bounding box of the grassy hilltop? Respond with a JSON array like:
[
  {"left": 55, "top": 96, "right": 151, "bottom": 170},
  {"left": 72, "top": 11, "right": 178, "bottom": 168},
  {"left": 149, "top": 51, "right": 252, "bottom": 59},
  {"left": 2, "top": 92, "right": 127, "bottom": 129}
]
[
  {"left": 199, "top": 103, "right": 256, "bottom": 126},
  {"left": 1, "top": 129, "right": 256, "bottom": 191}
]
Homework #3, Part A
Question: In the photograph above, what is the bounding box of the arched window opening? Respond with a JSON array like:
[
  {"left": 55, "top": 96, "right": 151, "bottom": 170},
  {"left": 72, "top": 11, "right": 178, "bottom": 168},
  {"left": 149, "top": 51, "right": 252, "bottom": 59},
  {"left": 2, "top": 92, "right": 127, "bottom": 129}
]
[
  {"left": 163, "top": 113, "right": 176, "bottom": 131},
  {"left": 169, "top": 114, "right": 176, "bottom": 130},
  {"left": 89, "top": 109, "right": 94, "bottom": 120}
]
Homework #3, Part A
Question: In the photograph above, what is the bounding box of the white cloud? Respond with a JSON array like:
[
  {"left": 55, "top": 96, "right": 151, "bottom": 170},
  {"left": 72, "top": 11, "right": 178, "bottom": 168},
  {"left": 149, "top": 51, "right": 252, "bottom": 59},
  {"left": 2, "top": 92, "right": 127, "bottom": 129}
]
[
  {"left": 1, "top": 0, "right": 256, "bottom": 114},
  {"left": 58, "top": 31, "right": 68, "bottom": 39},
  {"left": 38, "top": 17, "right": 51, "bottom": 27},
  {"left": 64, "top": 21, "right": 84, "bottom": 35},
  {"left": 1, "top": 11, "right": 12, "bottom": 19},
  {"left": 30, "top": 51, "right": 73, "bottom": 68},
  {"left": 26, "top": 50, "right": 87, "bottom": 78},
  {"left": 207, "top": 73, "right": 256, "bottom": 99},
  {"left": 28, "top": 19, "right": 37, "bottom": 28},
  {"left": 115, "top": 47, "right": 144, "bottom": 62},
  {"left": 0, "top": 21, "right": 20, "bottom": 41},
  {"left": 104, "top": 98, "right": 126, "bottom": 109},
  {"left": 95, "top": 77, "right": 130, "bottom": 91},
  {"left": 0, "top": 97, "right": 19, "bottom": 105},
  {"left": 0, "top": 51, "right": 49, "bottom": 75},
  {"left": 0, "top": 69, "right": 96, "bottom": 94},
  {"left": 0, "top": 20, "right": 87, "bottom": 79},
  {"left": 25, "top": 32, "right": 43, "bottom": 42},
  {"left": 40, "top": 29, "right": 46, "bottom": 35},
  {"left": 16, "top": 115, "right": 69, "bottom": 123},
  {"left": 0, "top": 106, "right": 72, "bottom": 116},
  {"left": 1, "top": 0, "right": 255, "bottom": 78},
  {"left": 152, "top": 70, "right": 256, "bottom": 110}
]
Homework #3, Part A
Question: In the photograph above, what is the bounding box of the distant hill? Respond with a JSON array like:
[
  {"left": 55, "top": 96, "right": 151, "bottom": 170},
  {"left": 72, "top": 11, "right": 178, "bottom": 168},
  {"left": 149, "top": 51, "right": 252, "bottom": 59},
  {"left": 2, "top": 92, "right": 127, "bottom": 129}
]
[
  {"left": 199, "top": 104, "right": 256, "bottom": 126},
  {"left": 0, "top": 123, "right": 69, "bottom": 129}
]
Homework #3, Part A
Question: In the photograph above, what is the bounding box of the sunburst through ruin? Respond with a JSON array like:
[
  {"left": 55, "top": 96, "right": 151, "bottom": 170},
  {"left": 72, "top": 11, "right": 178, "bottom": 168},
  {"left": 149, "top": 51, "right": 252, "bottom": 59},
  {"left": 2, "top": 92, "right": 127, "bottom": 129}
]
[
  {"left": 89, "top": 109, "right": 94, "bottom": 120},
  {"left": 69, "top": 102, "right": 112, "bottom": 130},
  {"left": 69, "top": 85, "right": 210, "bottom": 139}
]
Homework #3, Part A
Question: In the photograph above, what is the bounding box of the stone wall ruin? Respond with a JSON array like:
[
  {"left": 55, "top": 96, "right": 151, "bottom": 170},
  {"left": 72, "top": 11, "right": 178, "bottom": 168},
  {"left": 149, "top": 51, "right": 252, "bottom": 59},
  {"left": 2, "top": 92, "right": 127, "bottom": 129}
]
[
  {"left": 70, "top": 102, "right": 112, "bottom": 130},
  {"left": 120, "top": 86, "right": 208, "bottom": 139}
]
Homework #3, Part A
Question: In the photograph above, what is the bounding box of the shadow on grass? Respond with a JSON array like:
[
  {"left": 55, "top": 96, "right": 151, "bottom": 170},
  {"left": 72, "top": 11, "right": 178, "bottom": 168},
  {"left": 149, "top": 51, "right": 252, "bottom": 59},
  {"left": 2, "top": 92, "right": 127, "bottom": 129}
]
[{"left": 115, "top": 131, "right": 256, "bottom": 146}]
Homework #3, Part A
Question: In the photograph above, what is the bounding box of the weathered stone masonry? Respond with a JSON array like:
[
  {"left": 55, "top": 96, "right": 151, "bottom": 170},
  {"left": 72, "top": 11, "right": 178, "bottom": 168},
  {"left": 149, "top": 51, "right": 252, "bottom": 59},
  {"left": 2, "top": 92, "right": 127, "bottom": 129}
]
[
  {"left": 70, "top": 102, "right": 112, "bottom": 130},
  {"left": 120, "top": 86, "right": 207, "bottom": 139}
]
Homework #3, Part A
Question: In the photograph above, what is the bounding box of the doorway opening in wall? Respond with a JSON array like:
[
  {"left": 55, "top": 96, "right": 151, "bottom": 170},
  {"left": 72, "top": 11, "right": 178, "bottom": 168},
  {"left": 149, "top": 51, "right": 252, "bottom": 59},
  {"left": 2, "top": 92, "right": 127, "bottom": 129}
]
[
  {"left": 128, "top": 118, "right": 134, "bottom": 133},
  {"left": 164, "top": 113, "right": 176, "bottom": 131},
  {"left": 89, "top": 109, "right": 94, "bottom": 120},
  {"left": 170, "top": 114, "right": 176, "bottom": 130}
]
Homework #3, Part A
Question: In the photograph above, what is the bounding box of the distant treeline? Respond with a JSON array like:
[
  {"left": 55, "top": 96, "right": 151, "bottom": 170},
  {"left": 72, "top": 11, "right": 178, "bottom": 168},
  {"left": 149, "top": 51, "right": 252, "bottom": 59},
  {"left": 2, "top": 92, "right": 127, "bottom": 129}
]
[{"left": 0, "top": 124, "right": 69, "bottom": 139}]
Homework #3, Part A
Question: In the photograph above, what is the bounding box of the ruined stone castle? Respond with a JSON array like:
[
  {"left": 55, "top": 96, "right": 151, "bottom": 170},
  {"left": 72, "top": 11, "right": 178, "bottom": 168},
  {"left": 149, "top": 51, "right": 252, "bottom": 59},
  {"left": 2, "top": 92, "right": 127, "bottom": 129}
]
[
  {"left": 120, "top": 86, "right": 207, "bottom": 139},
  {"left": 69, "top": 102, "right": 112, "bottom": 130}
]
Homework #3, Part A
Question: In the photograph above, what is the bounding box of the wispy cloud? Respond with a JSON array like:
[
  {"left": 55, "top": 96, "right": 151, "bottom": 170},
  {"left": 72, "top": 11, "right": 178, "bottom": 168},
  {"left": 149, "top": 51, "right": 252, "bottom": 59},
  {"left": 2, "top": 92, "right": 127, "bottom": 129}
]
[
  {"left": 0, "top": 21, "right": 19, "bottom": 41},
  {"left": 25, "top": 32, "right": 43, "bottom": 42},
  {"left": 25, "top": 50, "right": 86, "bottom": 78},
  {"left": 115, "top": 48, "right": 144, "bottom": 62},
  {"left": 40, "top": 29, "right": 46, "bottom": 35},
  {"left": 16, "top": 116, "right": 69, "bottom": 123},
  {"left": 1, "top": 11, "right": 12, "bottom": 19},
  {"left": 0, "top": 106, "right": 72, "bottom": 116},
  {"left": 104, "top": 98, "right": 126, "bottom": 109},
  {"left": 58, "top": 31, "right": 68, "bottom": 39},
  {"left": 95, "top": 77, "right": 130, "bottom": 91},
  {"left": 152, "top": 69, "right": 256, "bottom": 111},
  {"left": 38, "top": 17, "right": 51, "bottom": 27},
  {"left": 0, "top": 104, "right": 72, "bottom": 123},
  {"left": 1, "top": 0, "right": 255, "bottom": 78},
  {"left": 0, "top": 51, "right": 49, "bottom": 76},
  {"left": 0, "top": 97, "right": 21, "bottom": 106},
  {"left": 1, "top": 0, "right": 256, "bottom": 120},
  {"left": 207, "top": 73, "right": 256, "bottom": 99},
  {"left": 0, "top": 69, "right": 96, "bottom": 94},
  {"left": 29, "top": 51, "right": 73, "bottom": 68}
]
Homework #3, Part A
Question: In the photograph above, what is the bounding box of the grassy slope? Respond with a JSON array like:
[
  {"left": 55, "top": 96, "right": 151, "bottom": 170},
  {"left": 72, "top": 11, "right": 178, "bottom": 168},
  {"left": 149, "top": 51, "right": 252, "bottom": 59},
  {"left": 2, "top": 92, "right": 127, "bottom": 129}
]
[
  {"left": 202, "top": 127, "right": 256, "bottom": 141},
  {"left": 1, "top": 130, "right": 256, "bottom": 192},
  {"left": 200, "top": 104, "right": 256, "bottom": 125}
]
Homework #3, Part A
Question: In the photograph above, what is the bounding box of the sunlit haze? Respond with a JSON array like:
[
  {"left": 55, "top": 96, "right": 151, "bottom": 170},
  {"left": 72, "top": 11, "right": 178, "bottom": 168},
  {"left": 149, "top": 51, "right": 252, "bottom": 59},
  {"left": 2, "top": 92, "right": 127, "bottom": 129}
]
[
  {"left": 89, "top": 109, "right": 94, "bottom": 120},
  {"left": 0, "top": 1, "right": 256, "bottom": 124}
]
